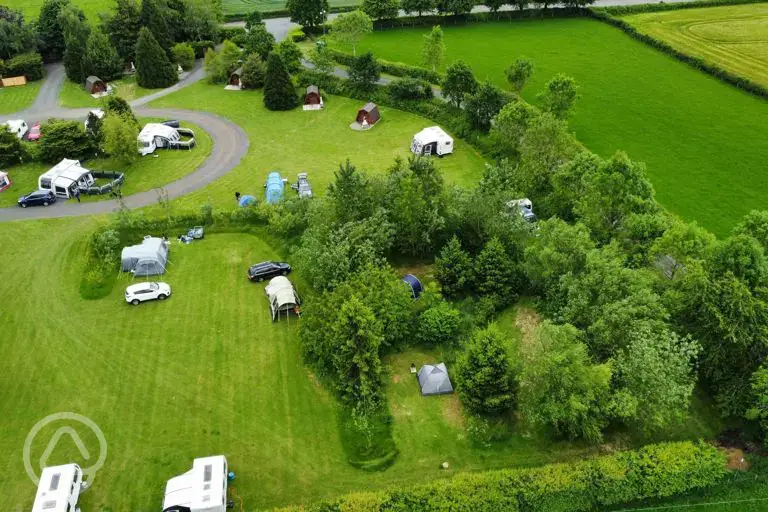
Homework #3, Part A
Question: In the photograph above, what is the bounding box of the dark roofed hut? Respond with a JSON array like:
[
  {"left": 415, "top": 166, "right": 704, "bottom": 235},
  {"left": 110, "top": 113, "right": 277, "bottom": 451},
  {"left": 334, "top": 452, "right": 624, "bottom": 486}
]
[
  {"left": 355, "top": 102, "right": 380, "bottom": 127},
  {"left": 85, "top": 76, "right": 107, "bottom": 94},
  {"left": 229, "top": 67, "right": 243, "bottom": 87}
]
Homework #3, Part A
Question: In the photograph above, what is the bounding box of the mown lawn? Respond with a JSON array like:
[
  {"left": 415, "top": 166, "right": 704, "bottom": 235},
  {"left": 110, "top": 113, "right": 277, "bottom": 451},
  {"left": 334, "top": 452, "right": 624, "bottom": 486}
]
[
  {"left": 0, "top": 81, "right": 43, "bottom": 114},
  {"left": 5, "top": 0, "right": 115, "bottom": 21},
  {"left": 59, "top": 76, "right": 161, "bottom": 108},
  {"left": 0, "top": 120, "right": 211, "bottom": 207},
  {"left": 149, "top": 83, "right": 488, "bottom": 210},
  {"left": 344, "top": 17, "right": 768, "bottom": 237},
  {"left": 623, "top": 3, "right": 768, "bottom": 89},
  {"left": 222, "top": 0, "right": 358, "bottom": 15}
]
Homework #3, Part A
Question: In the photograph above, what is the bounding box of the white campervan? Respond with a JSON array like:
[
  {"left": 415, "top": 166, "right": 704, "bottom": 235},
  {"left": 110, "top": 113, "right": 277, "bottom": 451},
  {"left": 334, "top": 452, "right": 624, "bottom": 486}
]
[
  {"left": 38, "top": 159, "right": 95, "bottom": 198},
  {"left": 4, "top": 119, "right": 29, "bottom": 139},
  {"left": 163, "top": 455, "right": 229, "bottom": 512},
  {"left": 411, "top": 126, "right": 454, "bottom": 157},
  {"left": 31, "top": 463, "right": 84, "bottom": 512}
]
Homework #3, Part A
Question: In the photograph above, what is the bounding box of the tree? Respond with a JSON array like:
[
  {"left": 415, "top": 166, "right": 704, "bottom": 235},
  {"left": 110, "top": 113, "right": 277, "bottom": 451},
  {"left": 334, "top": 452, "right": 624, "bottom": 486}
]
[
  {"left": 243, "top": 24, "right": 275, "bottom": 60},
  {"left": 442, "top": 60, "right": 477, "bottom": 108},
  {"left": 417, "top": 301, "right": 462, "bottom": 346},
  {"left": 650, "top": 220, "right": 716, "bottom": 278},
  {"left": 243, "top": 9, "right": 263, "bottom": 30},
  {"left": 347, "top": 51, "right": 380, "bottom": 93},
  {"left": 59, "top": 5, "right": 90, "bottom": 84},
  {"left": 85, "top": 29, "right": 124, "bottom": 81},
  {"left": 362, "top": 0, "right": 399, "bottom": 20},
  {"left": 464, "top": 81, "right": 508, "bottom": 133},
  {"left": 330, "top": 10, "right": 372, "bottom": 57},
  {"left": 550, "top": 151, "right": 601, "bottom": 221},
  {"left": 204, "top": 39, "right": 240, "bottom": 84},
  {"left": 263, "top": 52, "right": 298, "bottom": 111},
  {"left": 473, "top": 237, "right": 519, "bottom": 303},
  {"left": 38, "top": 0, "right": 71, "bottom": 62},
  {"left": 485, "top": 0, "right": 505, "bottom": 13},
  {"left": 39, "top": 119, "right": 94, "bottom": 162},
  {"left": 101, "top": 112, "right": 140, "bottom": 164},
  {"left": 178, "top": 0, "right": 220, "bottom": 43},
  {"left": 436, "top": 0, "right": 474, "bottom": 15},
  {"left": 239, "top": 53, "right": 266, "bottom": 89},
  {"left": 0, "top": 128, "right": 25, "bottom": 167},
  {"left": 140, "top": 0, "right": 173, "bottom": 54},
  {"left": 274, "top": 39, "right": 303, "bottom": 74},
  {"left": 456, "top": 327, "right": 515, "bottom": 415},
  {"left": 490, "top": 101, "right": 538, "bottom": 155},
  {"left": 616, "top": 212, "right": 671, "bottom": 268},
  {"left": 171, "top": 42, "right": 195, "bottom": 71},
  {"left": 0, "top": 7, "right": 36, "bottom": 60},
  {"left": 435, "top": 235, "right": 472, "bottom": 297},
  {"left": 286, "top": 0, "right": 329, "bottom": 28},
  {"left": 308, "top": 39, "right": 335, "bottom": 78},
  {"left": 104, "top": 95, "right": 137, "bottom": 123},
  {"left": 710, "top": 234, "right": 768, "bottom": 292},
  {"left": 135, "top": 27, "right": 177, "bottom": 88},
  {"left": 103, "top": 0, "right": 141, "bottom": 65},
  {"left": 421, "top": 25, "right": 444, "bottom": 72},
  {"left": 401, "top": 0, "right": 436, "bottom": 16},
  {"left": 538, "top": 73, "right": 578, "bottom": 119},
  {"left": 746, "top": 362, "right": 768, "bottom": 447},
  {"left": 518, "top": 322, "right": 611, "bottom": 443},
  {"left": 327, "top": 159, "right": 376, "bottom": 224},
  {"left": 734, "top": 210, "right": 768, "bottom": 253},
  {"left": 505, "top": 57, "right": 534, "bottom": 92}
]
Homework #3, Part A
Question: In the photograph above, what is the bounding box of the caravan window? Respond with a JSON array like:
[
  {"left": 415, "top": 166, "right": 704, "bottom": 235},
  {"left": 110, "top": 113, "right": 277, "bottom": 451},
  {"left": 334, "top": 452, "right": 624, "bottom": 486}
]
[
  {"left": 40, "top": 178, "right": 52, "bottom": 189},
  {"left": 55, "top": 186, "right": 67, "bottom": 195},
  {"left": 203, "top": 464, "right": 212, "bottom": 482},
  {"left": 49, "top": 473, "right": 61, "bottom": 490}
]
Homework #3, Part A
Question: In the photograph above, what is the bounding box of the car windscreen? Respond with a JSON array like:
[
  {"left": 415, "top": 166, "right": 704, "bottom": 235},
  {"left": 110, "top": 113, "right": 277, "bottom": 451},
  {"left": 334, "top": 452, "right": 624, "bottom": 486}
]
[{"left": 150, "top": 283, "right": 159, "bottom": 290}]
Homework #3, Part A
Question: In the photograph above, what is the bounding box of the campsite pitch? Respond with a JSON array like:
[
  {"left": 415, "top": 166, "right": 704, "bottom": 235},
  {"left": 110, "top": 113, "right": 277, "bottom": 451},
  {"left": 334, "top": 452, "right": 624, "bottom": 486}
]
[
  {"left": 59, "top": 76, "right": 161, "bottom": 109},
  {"left": 344, "top": 17, "right": 768, "bottom": 237},
  {"left": 0, "top": 81, "right": 43, "bottom": 115}
]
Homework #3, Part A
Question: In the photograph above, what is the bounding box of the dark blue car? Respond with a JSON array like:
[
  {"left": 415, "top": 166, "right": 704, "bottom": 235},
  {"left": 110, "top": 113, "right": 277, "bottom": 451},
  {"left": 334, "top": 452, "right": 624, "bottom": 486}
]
[{"left": 18, "top": 189, "right": 56, "bottom": 208}]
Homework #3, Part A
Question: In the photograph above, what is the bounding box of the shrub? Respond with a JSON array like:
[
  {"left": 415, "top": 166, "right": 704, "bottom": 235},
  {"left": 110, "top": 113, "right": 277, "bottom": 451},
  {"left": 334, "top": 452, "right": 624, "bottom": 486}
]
[
  {"left": 219, "top": 26, "right": 246, "bottom": 41},
  {"left": 39, "top": 119, "right": 94, "bottom": 163},
  {"left": 189, "top": 40, "right": 214, "bottom": 58},
  {"left": 288, "top": 27, "right": 307, "bottom": 42},
  {"left": 171, "top": 43, "right": 195, "bottom": 71},
  {"left": 4, "top": 52, "right": 45, "bottom": 81},
  {"left": 327, "top": 48, "right": 442, "bottom": 83},
  {"left": 417, "top": 301, "right": 462, "bottom": 346},
  {"left": 0, "top": 129, "right": 25, "bottom": 167},
  {"left": 388, "top": 77, "right": 433, "bottom": 100},
  {"left": 240, "top": 54, "right": 266, "bottom": 90},
  {"left": 263, "top": 53, "right": 298, "bottom": 110}
]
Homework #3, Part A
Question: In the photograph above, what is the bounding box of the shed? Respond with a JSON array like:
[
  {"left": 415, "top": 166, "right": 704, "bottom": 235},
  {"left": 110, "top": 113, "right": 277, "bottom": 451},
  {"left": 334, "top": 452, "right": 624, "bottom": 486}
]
[
  {"left": 0, "top": 171, "right": 11, "bottom": 192},
  {"left": 163, "top": 455, "right": 228, "bottom": 512},
  {"left": 265, "top": 276, "right": 301, "bottom": 321},
  {"left": 355, "top": 102, "right": 380, "bottom": 127},
  {"left": 38, "top": 158, "right": 95, "bottom": 198},
  {"left": 402, "top": 274, "right": 423, "bottom": 299},
  {"left": 229, "top": 67, "right": 243, "bottom": 87},
  {"left": 1, "top": 76, "right": 26, "bottom": 87},
  {"left": 265, "top": 172, "right": 284, "bottom": 204},
  {"left": 303, "top": 85, "right": 323, "bottom": 111},
  {"left": 120, "top": 236, "right": 169, "bottom": 276},
  {"left": 411, "top": 126, "right": 454, "bottom": 157},
  {"left": 417, "top": 363, "right": 454, "bottom": 396},
  {"left": 85, "top": 76, "right": 107, "bottom": 94}
]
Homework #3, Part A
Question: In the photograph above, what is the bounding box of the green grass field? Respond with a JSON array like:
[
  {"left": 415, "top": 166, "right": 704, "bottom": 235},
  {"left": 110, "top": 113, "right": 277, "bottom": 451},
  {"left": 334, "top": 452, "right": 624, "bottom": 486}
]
[
  {"left": 59, "top": 76, "right": 160, "bottom": 108},
  {"left": 623, "top": 3, "right": 768, "bottom": 89},
  {"left": 0, "top": 81, "right": 43, "bottom": 114},
  {"left": 0, "top": 120, "right": 211, "bottom": 207},
  {"left": 222, "top": 0, "right": 358, "bottom": 15},
  {"left": 344, "top": 18, "right": 768, "bottom": 237},
  {"left": 6, "top": 0, "right": 116, "bottom": 21}
]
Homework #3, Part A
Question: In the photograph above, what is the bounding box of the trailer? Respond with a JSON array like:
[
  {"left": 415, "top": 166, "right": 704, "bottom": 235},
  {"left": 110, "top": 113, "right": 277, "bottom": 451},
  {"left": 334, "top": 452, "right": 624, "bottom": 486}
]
[
  {"left": 137, "top": 123, "right": 196, "bottom": 156},
  {"left": 162, "top": 455, "right": 229, "bottom": 512},
  {"left": 31, "top": 463, "right": 85, "bottom": 512},
  {"left": 290, "top": 172, "right": 313, "bottom": 198},
  {"left": 411, "top": 126, "right": 454, "bottom": 157}
]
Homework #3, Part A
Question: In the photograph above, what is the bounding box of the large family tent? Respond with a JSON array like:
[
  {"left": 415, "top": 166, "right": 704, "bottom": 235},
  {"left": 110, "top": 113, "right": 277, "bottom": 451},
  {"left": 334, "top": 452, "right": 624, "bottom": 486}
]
[
  {"left": 31, "top": 463, "right": 84, "bottom": 512},
  {"left": 121, "top": 236, "right": 170, "bottom": 276},
  {"left": 417, "top": 363, "right": 454, "bottom": 396},
  {"left": 265, "top": 172, "right": 284, "bottom": 204},
  {"left": 162, "top": 455, "right": 229, "bottom": 512},
  {"left": 265, "top": 276, "right": 301, "bottom": 321},
  {"left": 38, "top": 159, "right": 95, "bottom": 198},
  {"left": 411, "top": 126, "right": 454, "bottom": 157},
  {"left": 137, "top": 123, "right": 196, "bottom": 156}
]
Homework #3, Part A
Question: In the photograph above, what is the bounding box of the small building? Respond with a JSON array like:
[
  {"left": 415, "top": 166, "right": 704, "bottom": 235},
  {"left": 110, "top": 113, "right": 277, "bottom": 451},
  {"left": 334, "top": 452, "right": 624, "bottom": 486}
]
[
  {"left": 355, "top": 102, "right": 380, "bottom": 128},
  {"left": 417, "top": 363, "right": 454, "bottom": 396},
  {"left": 411, "top": 126, "right": 454, "bottom": 157},
  {"left": 120, "top": 236, "right": 170, "bottom": 276},
  {"left": 38, "top": 158, "right": 95, "bottom": 198},
  {"left": 0, "top": 171, "right": 11, "bottom": 192},
  {"left": 31, "top": 463, "right": 84, "bottom": 512},
  {"left": 1, "top": 76, "right": 26, "bottom": 87},
  {"left": 228, "top": 67, "right": 243, "bottom": 89},
  {"left": 265, "top": 276, "right": 301, "bottom": 321},
  {"left": 303, "top": 85, "right": 323, "bottom": 111},
  {"left": 85, "top": 76, "right": 108, "bottom": 95},
  {"left": 163, "top": 455, "right": 229, "bottom": 512},
  {"left": 265, "top": 172, "right": 284, "bottom": 204},
  {"left": 402, "top": 274, "right": 423, "bottom": 299},
  {"left": 137, "top": 123, "right": 196, "bottom": 155}
]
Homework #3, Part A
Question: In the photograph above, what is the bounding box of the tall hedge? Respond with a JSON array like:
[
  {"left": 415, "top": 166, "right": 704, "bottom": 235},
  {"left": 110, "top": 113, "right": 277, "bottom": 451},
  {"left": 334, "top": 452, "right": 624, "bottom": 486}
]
[
  {"left": 276, "top": 442, "right": 726, "bottom": 512},
  {"left": 135, "top": 27, "right": 178, "bottom": 89}
]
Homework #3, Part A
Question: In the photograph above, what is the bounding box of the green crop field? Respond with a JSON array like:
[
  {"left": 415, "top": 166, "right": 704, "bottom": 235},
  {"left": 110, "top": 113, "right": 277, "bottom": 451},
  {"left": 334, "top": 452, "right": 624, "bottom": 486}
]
[
  {"left": 0, "top": 81, "right": 43, "bottom": 114},
  {"left": 623, "top": 3, "right": 768, "bottom": 89},
  {"left": 343, "top": 17, "right": 768, "bottom": 237}
]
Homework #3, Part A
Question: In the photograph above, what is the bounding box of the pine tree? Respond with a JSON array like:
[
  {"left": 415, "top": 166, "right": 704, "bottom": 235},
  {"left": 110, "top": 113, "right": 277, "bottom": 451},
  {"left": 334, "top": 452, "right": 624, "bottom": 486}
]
[
  {"left": 135, "top": 26, "right": 177, "bottom": 88},
  {"left": 474, "top": 237, "right": 519, "bottom": 303},
  {"left": 435, "top": 236, "right": 472, "bottom": 297},
  {"left": 104, "top": 0, "right": 141, "bottom": 64},
  {"left": 60, "top": 5, "right": 90, "bottom": 84},
  {"left": 37, "top": 0, "right": 71, "bottom": 62},
  {"left": 263, "top": 53, "right": 298, "bottom": 111},
  {"left": 347, "top": 51, "right": 380, "bottom": 93},
  {"left": 140, "top": 0, "right": 173, "bottom": 55},
  {"left": 456, "top": 327, "right": 516, "bottom": 415},
  {"left": 85, "top": 29, "right": 124, "bottom": 81}
]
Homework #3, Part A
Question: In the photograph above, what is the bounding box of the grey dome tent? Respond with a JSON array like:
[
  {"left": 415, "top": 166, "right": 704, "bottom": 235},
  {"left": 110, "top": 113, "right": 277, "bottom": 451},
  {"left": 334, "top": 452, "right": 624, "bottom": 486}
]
[
  {"left": 417, "top": 363, "right": 454, "bottom": 396},
  {"left": 121, "top": 236, "right": 169, "bottom": 277}
]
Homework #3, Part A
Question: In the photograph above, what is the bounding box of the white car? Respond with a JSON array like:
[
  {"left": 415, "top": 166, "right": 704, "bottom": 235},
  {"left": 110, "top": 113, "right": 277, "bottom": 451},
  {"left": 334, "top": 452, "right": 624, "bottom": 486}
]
[{"left": 125, "top": 282, "right": 171, "bottom": 305}]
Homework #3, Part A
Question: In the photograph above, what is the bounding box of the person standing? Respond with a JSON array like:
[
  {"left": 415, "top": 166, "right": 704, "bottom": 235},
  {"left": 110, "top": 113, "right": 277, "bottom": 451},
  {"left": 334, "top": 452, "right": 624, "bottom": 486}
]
[{"left": 74, "top": 188, "right": 81, "bottom": 203}]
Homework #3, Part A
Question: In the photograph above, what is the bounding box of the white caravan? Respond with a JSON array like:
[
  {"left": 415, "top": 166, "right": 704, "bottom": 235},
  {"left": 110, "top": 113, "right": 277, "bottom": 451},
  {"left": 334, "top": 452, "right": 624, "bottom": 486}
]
[
  {"left": 411, "top": 126, "right": 454, "bottom": 157},
  {"left": 137, "top": 123, "right": 196, "bottom": 156},
  {"left": 31, "top": 463, "right": 84, "bottom": 512},
  {"left": 4, "top": 119, "right": 29, "bottom": 139},
  {"left": 38, "top": 159, "right": 95, "bottom": 198},
  {"left": 163, "top": 455, "right": 229, "bottom": 512}
]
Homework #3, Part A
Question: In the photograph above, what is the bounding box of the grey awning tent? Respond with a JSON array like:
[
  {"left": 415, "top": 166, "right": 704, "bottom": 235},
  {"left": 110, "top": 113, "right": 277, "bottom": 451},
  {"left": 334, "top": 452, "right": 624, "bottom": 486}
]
[
  {"left": 120, "top": 236, "right": 169, "bottom": 276},
  {"left": 417, "top": 363, "right": 454, "bottom": 395},
  {"left": 265, "top": 276, "right": 301, "bottom": 321}
]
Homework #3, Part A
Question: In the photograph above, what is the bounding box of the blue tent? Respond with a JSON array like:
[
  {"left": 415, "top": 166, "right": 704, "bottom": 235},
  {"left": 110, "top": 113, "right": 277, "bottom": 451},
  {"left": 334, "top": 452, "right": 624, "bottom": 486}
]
[
  {"left": 402, "top": 274, "right": 423, "bottom": 299},
  {"left": 265, "top": 172, "right": 284, "bottom": 204},
  {"left": 238, "top": 194, "right": 256, "bottom": 207}
]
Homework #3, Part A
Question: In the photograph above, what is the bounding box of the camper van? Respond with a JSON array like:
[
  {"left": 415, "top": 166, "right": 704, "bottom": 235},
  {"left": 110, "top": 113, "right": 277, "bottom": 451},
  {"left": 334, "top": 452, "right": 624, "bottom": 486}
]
[
  {"left": 137, "top": 123, "right": 196, "bottom": 156},
  {"left": 163, "top": 455, "right": 229, "bottom": 512},
  {"left": 4, "top": 119, "right": 28, "bottom": 139},
  {"left": 411, "top": 126, "right": 454, "bottom": 157},
  {"left": 38, "top": 159, "right": 95, "bottom": 198},
  {"left": 507, "top": 198, "right": 537, "bottom": 223},
  {"left": 31, "top": 463, "right": 84, "bottom": 512}
]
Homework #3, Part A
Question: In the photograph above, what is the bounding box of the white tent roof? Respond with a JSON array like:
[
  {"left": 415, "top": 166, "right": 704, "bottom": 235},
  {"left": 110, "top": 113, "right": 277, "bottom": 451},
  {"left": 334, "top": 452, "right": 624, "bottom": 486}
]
[
  {"left": 163, "top": 455, "right": 227, "bottom": 512},
  {"left": 40, "top": 159, "right": 92, "bottom": 183},
  {"left": 32, "top": 464, "right": 80, "bottom": 512},
  {"left": 265, "top": 276, "right": 298, "bottom": 308},
  {"left": 0, "top": 171, "right": 7, "bottom": 179},
  {"left": 413, "top": 126, "right": 452, "bottom": 144},
  {"left": 138, "top": 123, "right": 179, "bottom": 142},
  {"left": 417, "top": 363, "right": 454, "bottom": 395}
]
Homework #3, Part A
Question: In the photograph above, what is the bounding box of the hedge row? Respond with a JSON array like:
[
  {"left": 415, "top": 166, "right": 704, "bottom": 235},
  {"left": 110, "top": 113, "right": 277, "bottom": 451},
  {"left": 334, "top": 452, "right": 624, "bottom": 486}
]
[
  {"left": 587, "top": 8, "right": 768, "bottom": 99},
  {"left": 221, "top": 5, "right": 357, "bottom": 23},
  {"left": 326, "top": 48, "right": 443, "bottom": 83},
  {"left": 276, "top": 441, "right": 727, "bottom": 512},
  {"left": 372, "top": 6, "right": 584, "bottom": 29},
  {"left": 0, "top": 52, "right": 45, "bottom": 81},
  {"left": 594, "top": 0, "right": 767, "bottom": 16}
]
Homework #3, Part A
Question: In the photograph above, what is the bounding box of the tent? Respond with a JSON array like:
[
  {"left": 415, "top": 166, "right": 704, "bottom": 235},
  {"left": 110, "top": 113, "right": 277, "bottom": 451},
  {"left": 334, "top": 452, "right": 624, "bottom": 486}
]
[
  {"left": 303, "top": 85, "right": 323, "bottom": 111},
  {"left": 265, "top": 172, "right": 284, "bottom": 204},
  {"left": 238, "top": 194, "right": 256, "bottom": 207},
  {"left": 417, "top": 363, "right": 454, "bottom": 396},
  {"left": 265, "top": 276, "right": 300, "bottom": 321},
  {"left": 411, "top": 126, "right": 454, "bottom": 157},
  {"left": 120, "top": 236, "right": 169, "bottom": 276},
  {"left": 229, "top": 67, "right": 243, "bottom": 87},
  {"left": 355, "top": 103, "right": 380, "bottom": 127},
  {"left": 402, "top": 274, "right": 423, "bottom": 299},
  {"left": 85, "top": 76, "right": 107, "bottom": 94},
  {"left": 0, "top": 171, "right": 11, "bottom": 192},
  {"left": 38, "top": 159, "right": 95, "bottom": 198}
]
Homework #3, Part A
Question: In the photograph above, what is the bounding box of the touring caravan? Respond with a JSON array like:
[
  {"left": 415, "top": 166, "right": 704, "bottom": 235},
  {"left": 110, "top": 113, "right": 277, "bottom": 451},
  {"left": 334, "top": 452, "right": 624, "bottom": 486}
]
[
  {"left": 4, "top": 119, "right": 28, "bottom": 139},
  {"left": 411, "top": 126, "right": 454, "bottom": 157},
  {"left": 162, "top": 455, "right": 229, "bottom": 512},
  {"left": 137, "top": 123, "right": 196, "bottom": 156},
  {"left": 31, "top": 463, "right": 84, "bottom": 512},
  {"left": 38, "top": 159, "right": 95, "bottom": 198}
]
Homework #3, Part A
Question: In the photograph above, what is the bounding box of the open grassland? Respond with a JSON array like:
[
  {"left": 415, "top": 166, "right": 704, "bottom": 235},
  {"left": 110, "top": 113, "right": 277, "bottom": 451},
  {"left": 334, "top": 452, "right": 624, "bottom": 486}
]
[
  {"left": 0, "top": 120, "right": 211, "bottom": 207},
  {"left": 148, "top": 84, "right": 488, "bottom": 210},
  {"left": 59, "top": 76, "right": 161, "bottom": 108},
  {"left": 6, "top": 0, "right": 115, "bottom": 21},
  {"left": 623, "top": 3, "right": 768, "bottom": 89},
  {"left": 345, "top": 18, "right": 768, "bottom": 237},
  {"left": 0, "top": 81, "right": 43, "bottom": 114}
]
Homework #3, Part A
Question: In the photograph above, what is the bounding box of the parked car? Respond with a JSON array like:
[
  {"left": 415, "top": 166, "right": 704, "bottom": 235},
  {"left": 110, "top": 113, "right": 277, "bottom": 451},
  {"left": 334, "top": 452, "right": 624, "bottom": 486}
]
[
  {"left": 248, "top": 261, "right": 291, "bottom": 282},
  {"left": 18, "top": 189, "right": 56, "bottom": 208},
  {"left": 125, "top": 282, "right": 172, "bottom": 305},
  {"left": 27, "top": 123, "right": 41, "bottom": 142}
]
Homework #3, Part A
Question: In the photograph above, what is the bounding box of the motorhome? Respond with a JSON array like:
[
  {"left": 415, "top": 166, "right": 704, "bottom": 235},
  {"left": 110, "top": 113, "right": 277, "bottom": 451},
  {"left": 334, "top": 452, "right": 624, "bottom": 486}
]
[
  {"left": 31, "top": 463, "right": 84, "bottom": 512},
  {"left": 137, "top": 123, "right": 196, "bottom": 156},
  {"left": 38, "top": 159, "right": 95, "bottom": 198},
  {"left": 162, "top": 455, "right": 229, "bottom": 512},
  {"left": 411, "top": 126, "right": 454, "bottom": 157}
]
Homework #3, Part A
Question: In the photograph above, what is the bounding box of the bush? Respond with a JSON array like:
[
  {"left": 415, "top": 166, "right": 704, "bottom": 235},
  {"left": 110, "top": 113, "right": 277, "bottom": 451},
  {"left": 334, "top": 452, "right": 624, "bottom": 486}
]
[
  {"left": 240, "top": 54, "right": 266, "bottom": 89},
  {"left": 219, "top": 26, "right": 246, "bottom": 41},
  {"left": 417, "top": 301, "right": 462, "bottom": 346},
  {"left": 189, "top": 40, "right": 215, "bottom": 58},
  {"left": 4, "top": 52, "right": 45, "bottom": 81},
  {"left": 171, "top": 43, "right": 195, "bottom": 71},
  {"left": 0, "top": 129, "right": 25, "bottom": 167},
  {"left": 288, "top": 26, "right": 307, "bottom": 42},
  {"left": 39, "top": 120, "right": 94, "bottom": 163},
  {"left": 388, "top": 77, "right": 433, "bottom": 100},
  {"left": 327, "top": 47, "right": 442, "bottom": 83}
]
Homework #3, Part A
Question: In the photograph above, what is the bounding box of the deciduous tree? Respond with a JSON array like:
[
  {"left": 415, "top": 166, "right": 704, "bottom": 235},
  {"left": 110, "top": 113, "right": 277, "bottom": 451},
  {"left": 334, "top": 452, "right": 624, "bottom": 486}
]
[
  {"left": 286, "top": 0, "right": 329, "bottom": 28},
  {"left": 330, "top": 10, "right": 372, "bottom": 56},
  {"left": 243, "top": 24, "right": 275, "bottom": 60},
  {"left": 239, "top": 53, "right": 266, "bottom": 89},
  {"left": 538, "top": 73, "right": 578, "bottom": 119},
  {"left": 505, "top": 57, "right": 533, "bottom": 92},
  {"left": 490, "top": 100, "right": 538, "bottom": 155},
  {"left": 347, "top": 51, "right": 380, "bottom": 93},
  {"left": 274, "top": 39, "right": 303, "bottom": 74},
  {"left": 38, "top": 0, "right": 72, "bottom": 62},
  {"left": 442, "top": 60, "right": 477, "bottom": 108},
  {"left": 39, "top": 119, "right": 94, "bottom": 162},
  {"left": 171, "top": 42, "right": 195, "bottom": 71},
  {"left": 401, "top": 0, "right": 436, "bottom": 16},
  {"left": 0, "top": 7, "right": 36, "bottom": 60},
  {"left": 362, "top": 0, "right": 399, "bottom": 20},
  {"left": 101, "top": 112, "right": 140, "bottom": 165},
  {"left": 0, "top": 128, "right": 25, "bottom": 167},
  {"left": 421, "top": 25, "right": 444, "bottom": 72},
  {"left": 464, "top": 80, "right": 508, "bottom": 133}
]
